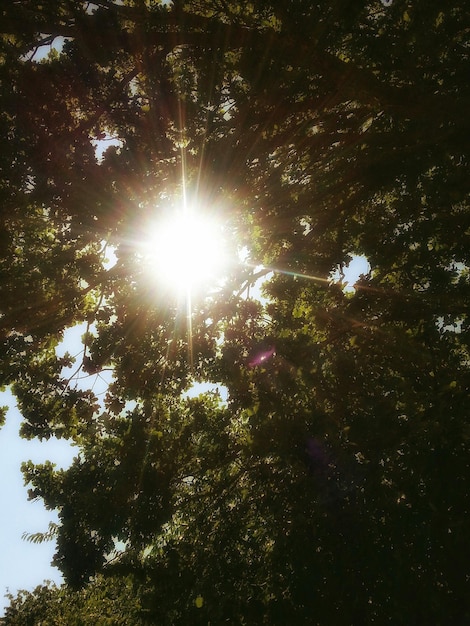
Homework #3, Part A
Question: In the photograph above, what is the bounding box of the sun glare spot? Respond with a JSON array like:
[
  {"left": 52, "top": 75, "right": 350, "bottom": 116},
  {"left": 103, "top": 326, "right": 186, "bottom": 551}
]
[{"left": 142, "top": 210, "right": 229, "bottom": 295}]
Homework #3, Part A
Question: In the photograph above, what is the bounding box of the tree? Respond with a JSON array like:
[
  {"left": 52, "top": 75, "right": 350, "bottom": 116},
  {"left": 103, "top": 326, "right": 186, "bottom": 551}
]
[
  {"left": 3, "top": 576, "right": 144, "bottom": 625},
  {"left": 1, "top": 0, "right": 469, "bottom": 623}
]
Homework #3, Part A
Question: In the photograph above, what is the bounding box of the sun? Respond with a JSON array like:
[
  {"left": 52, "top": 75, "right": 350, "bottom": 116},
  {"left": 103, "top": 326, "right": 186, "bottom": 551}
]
[{"left": 142, "top": 209, "right": 229, "bottom": 295}]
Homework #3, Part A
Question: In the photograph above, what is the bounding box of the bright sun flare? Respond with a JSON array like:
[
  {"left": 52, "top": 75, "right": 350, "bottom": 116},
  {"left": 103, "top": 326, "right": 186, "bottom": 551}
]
[{"left": 143, "top": 210, "right": 228, "bottom": 294}]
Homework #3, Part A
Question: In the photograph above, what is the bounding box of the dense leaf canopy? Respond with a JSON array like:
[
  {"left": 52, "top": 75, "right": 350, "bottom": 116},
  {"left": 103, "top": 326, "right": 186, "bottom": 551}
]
[
  {"left": 1, "top": 0, "right": 469, "bottom": 623},
  {"left": 3, "top": 576, "right": 144, "bottom": 625}
]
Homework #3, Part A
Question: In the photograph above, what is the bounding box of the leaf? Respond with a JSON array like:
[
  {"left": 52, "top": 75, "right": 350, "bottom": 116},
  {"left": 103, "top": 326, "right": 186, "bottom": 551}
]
[
  {"left": 22, "top": 522, "right": 58, "bottom": 544},
  {"left": 0, "top": 405, "right": 7, "bottom": 428}
]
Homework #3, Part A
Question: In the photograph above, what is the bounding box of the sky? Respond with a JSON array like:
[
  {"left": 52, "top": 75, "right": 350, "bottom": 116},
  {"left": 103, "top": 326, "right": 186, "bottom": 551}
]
[
  {"left": 0, "top": 323, "right": 110, "bottom": 616},
  {"left": 0, "top": 367, "right": 223, "bottom": 617},
  {"left": 0, "top": 388, "right": 76, "bottom": 615}
]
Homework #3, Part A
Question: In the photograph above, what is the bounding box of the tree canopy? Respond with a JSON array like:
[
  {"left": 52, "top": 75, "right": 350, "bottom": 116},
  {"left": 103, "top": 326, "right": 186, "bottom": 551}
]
[
  {"left": 1, "top": 0, "right": 469, "bottom": 623},
  {"left": 3, "top": 576, "right": 144, "bottom": 625}
]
